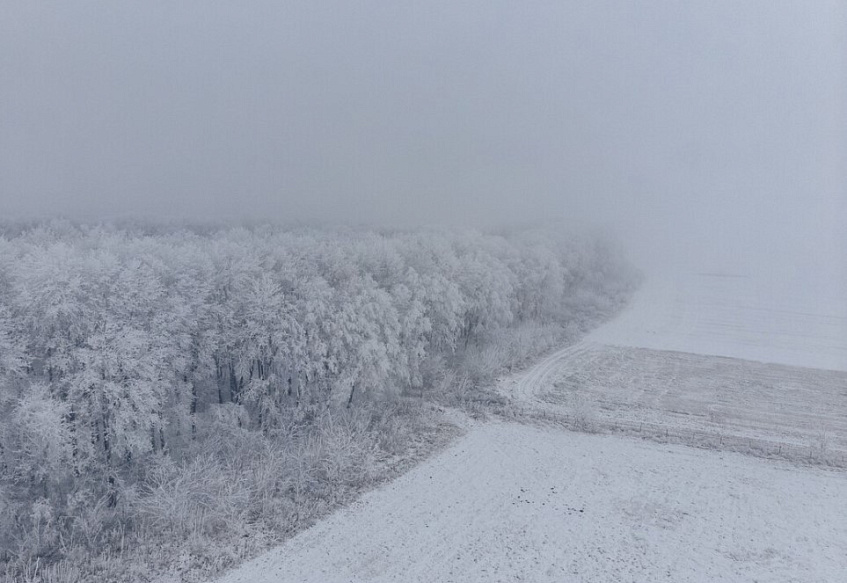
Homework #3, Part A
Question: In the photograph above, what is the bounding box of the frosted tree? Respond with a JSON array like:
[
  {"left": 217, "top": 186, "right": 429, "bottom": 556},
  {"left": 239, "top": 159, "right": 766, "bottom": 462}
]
[
  {"left": 0, "top": 305, "right": 23, "bottom": 379},
  {"left": 397, "top": 233, "right": 465, "bottom": 354},
  {"left": 232, "top": 272, "right": 304, "bottom": 429},
  {"left": 64, "top": 254, "right": 170, "bottom": 472},
  {"left": 5, "top": 383, "right": 72, "bottom": 491},
  {"left": 391, "top": 274, "right": 432, "bottom": 391},
  {"left": 452, "top": 235, "right": 517, "bottom": 346}
]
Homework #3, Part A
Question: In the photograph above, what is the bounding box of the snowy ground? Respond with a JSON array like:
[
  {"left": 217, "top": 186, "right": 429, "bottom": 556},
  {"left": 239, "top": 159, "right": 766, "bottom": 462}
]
[
  {"left": 544, "top": 345, "right": 847, "bottom": 453},
  {"left": 589, "top": 272, "right": 847, "bottom": 371},
  {"left": 216, "top": 423, "right": 847, "bottom": 583},
  {"left": 502, "top": 273, "right": 847, "bottom": 461},
  {"left": 212, "top": 272, "right": 847, "bottom": 582}
]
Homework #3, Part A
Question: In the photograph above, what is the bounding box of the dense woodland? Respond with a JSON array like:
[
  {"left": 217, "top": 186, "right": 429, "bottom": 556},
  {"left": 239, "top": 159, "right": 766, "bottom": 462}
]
[{"left": 0, "top": 220, "right": 637, "bottom": 582}]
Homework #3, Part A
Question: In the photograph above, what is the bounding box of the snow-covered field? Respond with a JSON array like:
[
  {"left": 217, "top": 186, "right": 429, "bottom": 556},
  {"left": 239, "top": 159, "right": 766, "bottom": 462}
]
[
  {"left": 589, "top": 272, "right": 847, "bottom": 371},
  {"left": 212, "top": 273, "right": 847, "bottom": 582},
  {"left": 216, "top": 423, "right": 847, "bottom": 582},
  {"left": 503, "top": 272, "right": 847, "bottom": 460},
  {"left": 534, "top": 344, "right": 847, "bottom": 455}
]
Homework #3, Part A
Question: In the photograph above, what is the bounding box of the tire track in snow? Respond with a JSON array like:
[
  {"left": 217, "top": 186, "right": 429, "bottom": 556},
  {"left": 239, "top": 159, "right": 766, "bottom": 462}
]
[{"left": 509, "top": 340, "right": 597, "bottom": 409}]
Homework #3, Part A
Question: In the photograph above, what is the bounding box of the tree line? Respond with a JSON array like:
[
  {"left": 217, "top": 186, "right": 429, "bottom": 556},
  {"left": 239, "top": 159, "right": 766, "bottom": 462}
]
[{"left": 0, "top": 220, "right": 637, "bottom": 579}]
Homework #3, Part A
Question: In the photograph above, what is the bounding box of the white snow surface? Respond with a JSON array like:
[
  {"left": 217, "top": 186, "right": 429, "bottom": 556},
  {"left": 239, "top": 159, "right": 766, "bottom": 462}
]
[
  {"left": 589, "top": 272, "right": 847, "bottom": 371},
  {"left": 216, "top": 423, "right": 847, "bottom": 583},
  {"left": 212, "top": 273, "right": 847, "bottom": 582}
]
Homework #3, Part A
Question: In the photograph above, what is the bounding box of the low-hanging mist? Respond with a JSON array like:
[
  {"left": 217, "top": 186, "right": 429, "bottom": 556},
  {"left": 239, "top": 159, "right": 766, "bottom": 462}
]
[{"left": 2, "top": 1, "right": 844, "bottom": 283}]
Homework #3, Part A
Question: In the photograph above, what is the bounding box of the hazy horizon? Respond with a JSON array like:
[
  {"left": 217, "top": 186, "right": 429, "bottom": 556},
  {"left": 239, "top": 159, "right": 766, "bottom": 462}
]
[{"left": 2, "top": 1, "right": 844, "bottom": 284}]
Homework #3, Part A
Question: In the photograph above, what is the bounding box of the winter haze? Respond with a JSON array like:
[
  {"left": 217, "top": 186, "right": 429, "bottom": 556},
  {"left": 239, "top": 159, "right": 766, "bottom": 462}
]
[
  {"left": 3, "top": 3, "right": 847, "bottom": 582},
  {"left": 1, "top": 1, "right": 844, "bottom": 286}
]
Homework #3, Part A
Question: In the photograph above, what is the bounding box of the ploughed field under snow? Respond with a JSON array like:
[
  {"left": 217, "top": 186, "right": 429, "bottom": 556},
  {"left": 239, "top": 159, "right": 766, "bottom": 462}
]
[
  {"left": 507, "top": 342, "right": 847, "bottom": 461},
  {"left": 214, "top": 273, "right": 847, "bottom": 582},
  {"left": 503, "top": 273, "right": 847, "bottom": 462}
]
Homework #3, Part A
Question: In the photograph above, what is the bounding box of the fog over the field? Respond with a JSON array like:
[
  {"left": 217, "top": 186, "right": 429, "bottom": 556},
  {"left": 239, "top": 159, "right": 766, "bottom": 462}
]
[{"left": 1, "top": 1, "right": 844, "bottom": 286}]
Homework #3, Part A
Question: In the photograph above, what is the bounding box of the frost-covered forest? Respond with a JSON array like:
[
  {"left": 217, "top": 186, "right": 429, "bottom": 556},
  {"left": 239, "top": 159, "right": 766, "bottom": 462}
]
[{"left": 0, "top": 220, "right": 636, "bottom": 582}]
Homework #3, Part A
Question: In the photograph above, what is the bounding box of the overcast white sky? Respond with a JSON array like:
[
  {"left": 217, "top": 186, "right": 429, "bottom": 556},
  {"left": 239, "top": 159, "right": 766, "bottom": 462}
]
[{"left": 1, "top": 1, "right": 844, "bottom": 284}]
